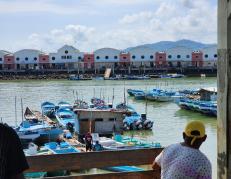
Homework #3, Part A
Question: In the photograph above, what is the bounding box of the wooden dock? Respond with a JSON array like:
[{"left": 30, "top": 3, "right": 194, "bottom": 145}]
[{"left": 26, "top": 148, "right": 162, "bottom": 178}]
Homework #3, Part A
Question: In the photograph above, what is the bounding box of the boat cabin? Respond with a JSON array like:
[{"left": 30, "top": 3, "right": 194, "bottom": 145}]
[
  {"left": 199, "top": 87, "right": 217, "bottom": 101},
  {"left": 74, "top": 109, "right": 128, "bottom": 141}
]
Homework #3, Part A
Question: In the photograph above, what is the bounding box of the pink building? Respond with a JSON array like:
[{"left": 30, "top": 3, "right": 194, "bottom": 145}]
[
  {"left": 4, "top": 54, "right": 15, "bottom": 70},
  {"left": 83, "top": 53, "right": 94, "bottom": 69},
  {"left": 192, "top": 51, "right": 203, "bottom": 67},
  {"left": 119, "top": 52, "right": 130, "bottom": 66},
  {"left": 155, "top": 52, "right": 167, "bottom": 67}
]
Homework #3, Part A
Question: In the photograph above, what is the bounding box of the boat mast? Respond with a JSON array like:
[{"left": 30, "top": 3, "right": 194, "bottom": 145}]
[
  {"left": 145, "top": 86, "right": 148, "bottom": 115},
  {"left": 15, "top": 96, "right": 18, "bottom": 127},
  {"left": 76, "top": 91, "right": 78, "bottom": 101},
  {"left": 20, "top": 98, "right": 23, "bottom": 125},
  {"left": 93, "top": 88, "right": 95, "bottom": 98},
  {"left": 73, "top": 90, "right": 75, "bottom": 103},
  {"left": 112, "top": 88, "right": 114, "bottom": 107}
]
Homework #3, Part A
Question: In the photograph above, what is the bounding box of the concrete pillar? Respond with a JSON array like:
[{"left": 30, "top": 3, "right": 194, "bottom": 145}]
[{"left": 217, "top": 0, "right": 231, "bottom": 178}]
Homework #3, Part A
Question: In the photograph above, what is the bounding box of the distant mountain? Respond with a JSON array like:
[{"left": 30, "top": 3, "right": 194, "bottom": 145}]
[{"left": 125, "top": 39, "right": 217, "bottom": 51}]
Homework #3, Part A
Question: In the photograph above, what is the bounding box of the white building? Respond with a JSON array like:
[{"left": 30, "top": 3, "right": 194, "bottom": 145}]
[
  {"left": 14, "top": 49, "right": 44, "bottom": 69},
  {"left": 49, "top": 45, "right": 84, "bottom": 69},
  {"left": 166, "top": 46, "right": 192, "bottom": 67},
  {"left": 128, "top": 46, "right": 155, "bottom": 67},
  {"left": 201, "top": 45, "right": 217, "bottom": 67},
  {"left": 94, "top": 48, "right": 120, "bottom": 69}
]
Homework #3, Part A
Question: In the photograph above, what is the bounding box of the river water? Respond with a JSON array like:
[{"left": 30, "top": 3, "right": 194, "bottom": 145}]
[{"left": 0, "top": 77, "right": 217, "bottom": 178}]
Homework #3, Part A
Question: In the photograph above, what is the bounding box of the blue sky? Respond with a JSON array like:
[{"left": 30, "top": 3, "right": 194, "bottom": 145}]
[{"left": 0, "top": 0, "right": 217, "bottom": 52}]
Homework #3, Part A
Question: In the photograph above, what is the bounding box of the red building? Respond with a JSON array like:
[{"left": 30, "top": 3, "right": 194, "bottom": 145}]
[
  {"left": 192, "top": 51, "right": 203, "bottom": 67},
  {"left": 155, "top": 52, "right": 167, "bottom": 67},
  {"left": 83, "top": 53, "right": 94, "bottom": 69},
  {"left": 4, "top": 55, "right": 15, "bottom": 70},
  {"left": 39, "top": 54, "right": 50, "bottom": 69},
  {"left": 119, "top": 52, "right": 130, "bottom": 67}
]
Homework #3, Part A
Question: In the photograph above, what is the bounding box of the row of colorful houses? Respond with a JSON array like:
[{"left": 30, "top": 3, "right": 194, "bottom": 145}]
[{"left": 0, "top": 45, "right": 217, "bottom": 71}]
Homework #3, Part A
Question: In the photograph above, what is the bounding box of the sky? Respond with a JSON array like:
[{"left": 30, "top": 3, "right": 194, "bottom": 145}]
[{"left": 0, "top": 0, "right": 217, "bottom": 53}]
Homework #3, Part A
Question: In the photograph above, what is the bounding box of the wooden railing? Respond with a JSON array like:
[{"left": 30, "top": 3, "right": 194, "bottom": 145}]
[{"left": 26, "top": 148, "right": 162, "bottom": 179}]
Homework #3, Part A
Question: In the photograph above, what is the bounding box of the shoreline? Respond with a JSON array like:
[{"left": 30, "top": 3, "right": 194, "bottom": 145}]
[{"left": 0, "top": 73, "right": 217, "bottom": 81}]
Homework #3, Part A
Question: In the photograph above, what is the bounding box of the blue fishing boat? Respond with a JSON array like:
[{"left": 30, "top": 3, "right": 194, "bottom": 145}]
[
  {"left": 199, "top": 102, "right": 217, "bottom": 116},
  {"left": 55, "top": 108, "right": 76, "bottom": 129},
  {"left": 127, "top": 89, "right": 144, "bottom": 96},
  {"left": 134, "top": 91, "right": 146, "bottom": 100},
  {"left": 146, "top": 89, "right": 177, "bottom": 102},
  {"left": 41, "top": 101, "right": 55, "bottom": 118},
  {"left": 91, "top": 98, "right": 109, "bottom": 109},
  {"left": 58, "top": 101, "right": 73, "bottom": 110},
  {"left": 44, "top": 142, "right": 80, "bottom": 154},
  {"left": 15, "top": 120, "right": 63, "bottom": 148}
]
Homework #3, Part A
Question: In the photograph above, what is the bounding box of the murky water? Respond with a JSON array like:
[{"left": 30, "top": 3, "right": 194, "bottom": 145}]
[{"left": 0, "top": 77, "right": 217, "bottom": 178}]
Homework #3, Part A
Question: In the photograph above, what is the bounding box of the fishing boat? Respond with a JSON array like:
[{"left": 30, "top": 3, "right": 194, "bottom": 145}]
[
  {"left": 146, "top": 89, "right": 176, "bottom": 102},
  {"left": 199, "top": 102, "right": 217, "bottom": 116},
  {"left": 154, "top": 91, "right": 176, "bottom": 102},
  {"left": 15, "top": 120, "right": 63, "bottom": 148},
  {"left": 58, "top": 101, "right": 73, "bottom": 110},
  {"left": 41, "top": 102, "right": 56, "bottom": 118},
  {"left": 55, "top": 108, "right": 76, "bottom": 130},
  {"left": 123, "top": 115, "right": 153, "bottom": 130},
  {"left": 134, "top": 91, "right": 146, "bottom": 100},
  {"left": 91, "top": 98, "right": 108, "bottom": 109},
  {"left": 127, "top": 89, "right": 144, "bottom": 96},
  {"left": 44, "top": 142, "right": 80, "bottom": 154},
  {"left": 73, "top": 99, "right": 89, "bottom": 109}
]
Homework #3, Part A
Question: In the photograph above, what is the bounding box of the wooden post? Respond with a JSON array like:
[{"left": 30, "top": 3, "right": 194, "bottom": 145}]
[{"left": 217, "top": 0, "right": 231, "bottom": 178}]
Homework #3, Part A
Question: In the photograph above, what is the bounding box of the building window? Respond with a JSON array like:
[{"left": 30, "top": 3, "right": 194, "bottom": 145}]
[
  {"left": 150, "top": 55, "right": 153, "bottom": 59},
  {"left": 141, "top": 55, "right": 145, "bottom": 59},
  {"left": 88, "top": 57, "right": 91, "bottom": 60},
  {"left": 43, "top": 58, "right": 46, "bottom": 61},
  {"left": 0, "top": 58, "right": 2, "bottom": 61},
  {"left": 114, "top": 56, "right": 118, "bottom": 59},
  {"left": 177, "top": 55, "right": 181, "bottom": 59},
  {"left": 96, "top": 56, "right": 100, "bottom": 59},
  {"left": 168, "top": 55, "right": 172, "bottom": 59},
  {"left": 52, "top": 57, "right": 55, "bottom": 60},
  {"left": 16, "top": 57, "right": 20, "bottom": 61},
  {"left": 123, "top": 56, "right": 126, "bottom": 59},
  {"left": 196, "top": 56, "right": 198, "bottom": 58},
  {"left": 25, "top": 57, "right": 28, "bottom": 61},
  {"left": 34, "top": 57, "right": 37, "bottom": 61},
  {"left": 214, "top": 54, "right": 217, "bottom": 58},
  {"left": 95, "top": 118, "right": 103, "bottom": 121},
  {"left": 186, "top": 55, "right": 190, "bottom": 58},
  {"left": 8, "top": 59, "right": 10, "bottom": 61},
  {"left": 132, "top": 55, "right": 136, "bottom": 59},
  {"left": 159, "top": 56, "right": 162, "bottom": 59},
  {"left": 205, "top": 54, "right": 208, "bottom": 58},
  {"left": 78, "top": 56, "right": 82, "bottom": 60},
  {"left": 105, "top": 56, "right": 109, "bottom": 59},
  {"left": 65, "top": 50, "right": 68, "bottom": 54}
]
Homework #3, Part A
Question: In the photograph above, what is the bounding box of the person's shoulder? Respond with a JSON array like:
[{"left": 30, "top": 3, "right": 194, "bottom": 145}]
[
  {"left": 198, "top": 151, "right": 212, "bottom": 166},
  {"left": 165, "top": 143, "right": 181, "bottom": 150},
  {"left": 162, "top": 143, "right": 181, "bottom": 153}
]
